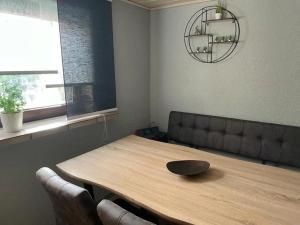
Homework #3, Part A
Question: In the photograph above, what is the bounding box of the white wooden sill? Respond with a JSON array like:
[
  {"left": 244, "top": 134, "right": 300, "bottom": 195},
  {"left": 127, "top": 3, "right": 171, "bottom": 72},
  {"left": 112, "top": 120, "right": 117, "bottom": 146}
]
[{"left": 0, "top": 110, "right": 118, "bottom": 145}]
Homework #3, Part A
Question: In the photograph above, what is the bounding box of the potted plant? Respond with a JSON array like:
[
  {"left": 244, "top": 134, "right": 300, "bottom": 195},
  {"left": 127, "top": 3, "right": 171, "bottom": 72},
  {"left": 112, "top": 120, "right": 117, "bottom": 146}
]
[
  {"left": 0, "top": 79, "right": 26, "bottom": 132},
  {"left": 215, "top": 1, "right": 223, "bottom": 20}
]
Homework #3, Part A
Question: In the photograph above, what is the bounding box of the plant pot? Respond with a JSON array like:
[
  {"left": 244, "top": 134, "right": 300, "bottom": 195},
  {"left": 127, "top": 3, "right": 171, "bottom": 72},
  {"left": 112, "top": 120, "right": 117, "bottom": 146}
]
[
  {"left": 0, "top": 111, "right": 23, "bottom": 133},
  {"left": 215, "top": 13, "right": 222, "bottom": 20}
]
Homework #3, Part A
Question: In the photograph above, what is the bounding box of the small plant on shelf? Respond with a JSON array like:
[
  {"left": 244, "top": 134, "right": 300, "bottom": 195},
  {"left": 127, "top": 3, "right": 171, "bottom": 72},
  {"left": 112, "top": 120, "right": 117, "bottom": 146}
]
[
  {"left": 215, "top": 1, "right": 223, "bottom": 20},
  {"left": 0, "top": 78, "right": 26, "bottom": 132}
]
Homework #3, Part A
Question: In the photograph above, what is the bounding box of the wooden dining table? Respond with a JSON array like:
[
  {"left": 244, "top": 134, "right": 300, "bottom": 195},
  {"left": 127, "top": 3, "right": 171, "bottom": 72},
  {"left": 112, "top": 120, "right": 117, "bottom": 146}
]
[{"left": 57, "top": 135, "right": 300, "bottom": 225}]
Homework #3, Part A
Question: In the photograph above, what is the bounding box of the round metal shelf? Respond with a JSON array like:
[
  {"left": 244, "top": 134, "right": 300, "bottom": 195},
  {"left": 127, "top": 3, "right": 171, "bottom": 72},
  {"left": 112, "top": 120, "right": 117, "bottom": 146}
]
[{"left": 184, "top": 6, "right": 240, "bottom": 63}]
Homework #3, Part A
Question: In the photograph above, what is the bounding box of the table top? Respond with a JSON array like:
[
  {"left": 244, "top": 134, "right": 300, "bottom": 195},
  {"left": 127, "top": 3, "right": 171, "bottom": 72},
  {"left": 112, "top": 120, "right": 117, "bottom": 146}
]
[{"left": 57, "top": 135, "right": 300, "bottom": 225}]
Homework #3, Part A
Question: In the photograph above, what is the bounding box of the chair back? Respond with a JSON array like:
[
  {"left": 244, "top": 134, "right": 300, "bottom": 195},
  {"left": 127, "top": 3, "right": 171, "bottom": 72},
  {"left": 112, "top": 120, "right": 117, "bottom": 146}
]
[
  {"left": 97, "top": 200, "right": 155, "bottom": 225},
  {"left": 36, "top": 167, "right": 101, "bottom": 225}
]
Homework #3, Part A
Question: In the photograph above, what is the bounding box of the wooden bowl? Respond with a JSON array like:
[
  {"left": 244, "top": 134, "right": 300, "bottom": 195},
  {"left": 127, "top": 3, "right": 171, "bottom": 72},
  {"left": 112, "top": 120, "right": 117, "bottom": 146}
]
[{"left": 166, "top": 160, "right": 210, "bottom": 176}]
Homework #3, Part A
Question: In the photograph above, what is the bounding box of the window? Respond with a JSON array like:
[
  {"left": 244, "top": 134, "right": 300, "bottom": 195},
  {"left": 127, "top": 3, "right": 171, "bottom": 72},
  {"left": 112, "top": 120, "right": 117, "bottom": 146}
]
[
  {"left": 0, "top": 0, "right": 66, "bottom": 122},
  {"left": 0, "top": 0, "right": 117, "bottom": 124}
]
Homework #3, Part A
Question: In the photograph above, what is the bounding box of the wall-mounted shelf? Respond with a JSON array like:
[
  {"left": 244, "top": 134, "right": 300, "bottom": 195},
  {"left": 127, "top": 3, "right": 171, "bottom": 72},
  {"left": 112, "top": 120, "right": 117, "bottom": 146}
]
[
  {"left": 189, "top": 51, "right": 212, "bottom": 54},
  {"left": 202, "top": 17, "right": 236, "bottom": 24},
  {"left": 209, "top": 41, "right": 238, "bottom": 44},
  {"left": 184, "top": 34, "right": 213, "bottom": 38},
  {"left": 184, "top": 6, "right": 240, "bottom": 63}
]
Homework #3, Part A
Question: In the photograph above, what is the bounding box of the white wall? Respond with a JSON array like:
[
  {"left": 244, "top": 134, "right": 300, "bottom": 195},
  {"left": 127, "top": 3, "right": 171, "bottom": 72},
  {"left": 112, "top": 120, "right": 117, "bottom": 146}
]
[
  {"left": 0, "top": 1, "right": 150, "bottom": 225},
  {"left": 150, "top": 0, "right": 300, "bottom": 131}
]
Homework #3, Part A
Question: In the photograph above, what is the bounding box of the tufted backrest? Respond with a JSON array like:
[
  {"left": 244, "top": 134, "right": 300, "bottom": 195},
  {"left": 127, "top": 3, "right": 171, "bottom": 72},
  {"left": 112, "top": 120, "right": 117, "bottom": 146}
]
[
  {"left": 168, "top": 111, "right": 300, "bottom": 168},
  {"left": 97, "top": 199, "right": 155, "bottom": 225},
  {"left": 36, "top": 167, "right": 101, "bottom": 225}
]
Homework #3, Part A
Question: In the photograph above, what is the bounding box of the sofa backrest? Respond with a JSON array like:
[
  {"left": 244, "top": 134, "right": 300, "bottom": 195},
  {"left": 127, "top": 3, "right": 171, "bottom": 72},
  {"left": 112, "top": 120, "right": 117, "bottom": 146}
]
[{"left": 168, "top": 111, "right": 300, "bottom": 168}]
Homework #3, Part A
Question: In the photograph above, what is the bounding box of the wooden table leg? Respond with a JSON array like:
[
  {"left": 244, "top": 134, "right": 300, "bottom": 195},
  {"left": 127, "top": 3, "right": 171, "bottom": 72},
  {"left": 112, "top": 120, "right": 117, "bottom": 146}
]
[{"left": 83, "top": 183, "right": 95, "bottom": 199}]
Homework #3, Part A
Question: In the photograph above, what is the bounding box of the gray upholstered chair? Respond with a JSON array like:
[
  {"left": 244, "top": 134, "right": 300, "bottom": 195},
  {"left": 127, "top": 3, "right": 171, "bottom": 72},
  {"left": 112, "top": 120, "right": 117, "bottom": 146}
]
[
  {"left": 36, "top": 167, "right": 101, "bottom": 225},
  {"left": 97, "top": 199, "right": 156, "bottom": 225}
]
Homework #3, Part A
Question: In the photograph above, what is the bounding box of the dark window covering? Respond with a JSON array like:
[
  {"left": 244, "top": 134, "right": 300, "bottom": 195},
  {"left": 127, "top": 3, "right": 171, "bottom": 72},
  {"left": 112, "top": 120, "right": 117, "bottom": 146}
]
[{"left": 57, "top": 0, "right": 116, "bottom": 118}]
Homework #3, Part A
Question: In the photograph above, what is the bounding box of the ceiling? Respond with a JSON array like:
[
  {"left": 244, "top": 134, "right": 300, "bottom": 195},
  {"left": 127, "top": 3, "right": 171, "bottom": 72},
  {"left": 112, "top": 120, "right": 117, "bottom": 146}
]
[{"left": 126, "top": 0, "right": 210, "bottom": 10}]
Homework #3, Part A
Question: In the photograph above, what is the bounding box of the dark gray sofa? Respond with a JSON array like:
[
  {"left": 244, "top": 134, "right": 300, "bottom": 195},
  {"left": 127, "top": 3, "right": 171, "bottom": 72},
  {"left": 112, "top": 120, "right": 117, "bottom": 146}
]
[{"left": 167, "top": 111, "right": 300, "bottom": 168}]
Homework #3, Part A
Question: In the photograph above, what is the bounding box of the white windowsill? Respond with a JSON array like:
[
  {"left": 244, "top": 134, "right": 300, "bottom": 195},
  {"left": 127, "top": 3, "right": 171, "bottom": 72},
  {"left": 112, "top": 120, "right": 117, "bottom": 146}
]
[{"left": 0, "top": 110, "right": 118, "bottom": 145}]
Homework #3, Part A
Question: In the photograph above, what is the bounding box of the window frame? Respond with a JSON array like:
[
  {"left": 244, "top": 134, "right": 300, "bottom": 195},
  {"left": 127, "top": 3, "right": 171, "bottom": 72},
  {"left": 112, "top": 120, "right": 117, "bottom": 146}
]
[
  {"left": 0, "top": 7, "right": 65, "bottom": 123},
  {"left": 0, "top": 105, "right": 66, "bottom": 128}
]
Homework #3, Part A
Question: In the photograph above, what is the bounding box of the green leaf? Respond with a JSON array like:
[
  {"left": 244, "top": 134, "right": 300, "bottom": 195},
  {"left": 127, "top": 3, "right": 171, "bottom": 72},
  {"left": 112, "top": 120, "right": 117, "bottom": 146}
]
[{"left": 0, "top": 78, "right": 26, "bottom": 113}]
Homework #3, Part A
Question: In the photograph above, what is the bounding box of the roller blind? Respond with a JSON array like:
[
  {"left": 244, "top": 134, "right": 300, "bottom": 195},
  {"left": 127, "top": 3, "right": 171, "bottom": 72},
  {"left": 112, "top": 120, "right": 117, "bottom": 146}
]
[
  {"left": 57, "top": 0, "right": 116, "bottom": 118},
  {"left": 0, "top": 0, "right": 62, "bottom": 73}
]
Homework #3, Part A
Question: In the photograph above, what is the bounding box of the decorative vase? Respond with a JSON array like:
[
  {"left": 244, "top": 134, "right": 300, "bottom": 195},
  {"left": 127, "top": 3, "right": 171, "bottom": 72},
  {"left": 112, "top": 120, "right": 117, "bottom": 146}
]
[
  {"left": 0, "top": 111, "right": 23, "bottom": 133},
  {"left": 215, "top": 13, "right": 222, "bottom": 20}
]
